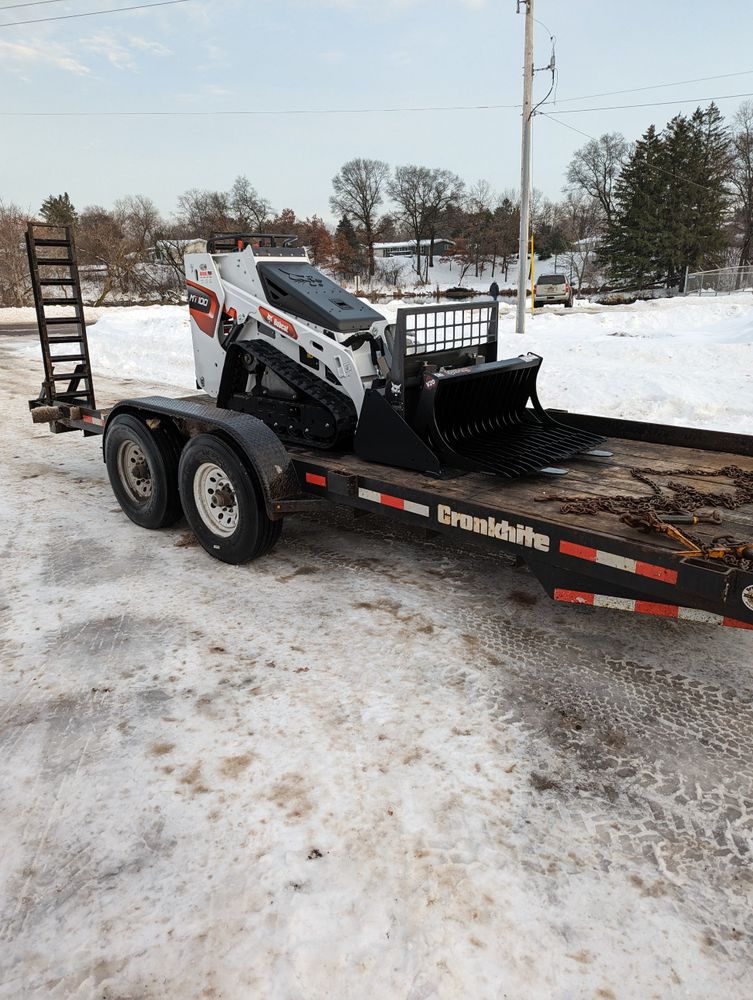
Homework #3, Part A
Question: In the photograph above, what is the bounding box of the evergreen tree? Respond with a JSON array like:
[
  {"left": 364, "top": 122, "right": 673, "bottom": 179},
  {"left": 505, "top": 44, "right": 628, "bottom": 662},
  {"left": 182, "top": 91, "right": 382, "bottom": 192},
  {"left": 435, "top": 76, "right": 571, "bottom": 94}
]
[
  {"left": 40, "top": 192, "right": 78, "bottom": 227},
  {"left": 603, "top": 125, "right": 666, "bottom": 287},
  {"left": 333, "top": 216, "right": 364, "bottom": 279},
  {"left": 604, "top": 105, "right": 731, "bottom": 288}
]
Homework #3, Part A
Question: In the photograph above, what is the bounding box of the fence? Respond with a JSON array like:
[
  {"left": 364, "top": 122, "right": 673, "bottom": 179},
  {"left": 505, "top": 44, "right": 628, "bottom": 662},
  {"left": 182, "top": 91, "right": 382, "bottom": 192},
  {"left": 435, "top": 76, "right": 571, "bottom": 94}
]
[{"left": 684, "top": 264, "right": 753, "bottom": 295}]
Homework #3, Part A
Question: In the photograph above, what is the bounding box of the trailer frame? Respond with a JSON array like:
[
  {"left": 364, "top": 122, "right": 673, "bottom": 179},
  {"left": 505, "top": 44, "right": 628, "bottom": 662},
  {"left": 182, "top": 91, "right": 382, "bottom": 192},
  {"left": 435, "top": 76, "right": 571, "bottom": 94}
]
[{"left": 28, "top": 390, "right": 753, "bottom": 631}]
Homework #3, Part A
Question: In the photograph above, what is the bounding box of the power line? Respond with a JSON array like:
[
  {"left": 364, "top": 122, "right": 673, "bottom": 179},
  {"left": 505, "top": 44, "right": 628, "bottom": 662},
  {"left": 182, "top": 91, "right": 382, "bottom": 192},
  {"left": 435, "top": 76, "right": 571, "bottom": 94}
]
[
  {"left": 4, "top": 88, "right": 753, "bottom": 119},
  {"left": 0, "top": 102, "right": 524, "bottom": 117},
  {"left": 0, "top": 1, "right": 71, "bottom": 11},
  {"left": 540, "top": 112, "right": 725, "bottom": 197},
  {"left": 545, "top": 91, "right": 753, "bottom": 115},
  {"left": 554, "top": 69, "right": 753, "bottom": 104},
  {"left": 2, "top": 88, "right": 752, "bottom": 122},
  {"left": 0, "top": 0, "right": 191, "bottom": 28}
]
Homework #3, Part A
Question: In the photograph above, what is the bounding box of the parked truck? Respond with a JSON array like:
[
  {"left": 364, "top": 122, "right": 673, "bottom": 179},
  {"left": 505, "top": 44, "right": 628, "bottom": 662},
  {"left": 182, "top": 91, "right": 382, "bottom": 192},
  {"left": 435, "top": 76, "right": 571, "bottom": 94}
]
[{"left": 25, "top": 224, "right": 753, "bottom": 630}]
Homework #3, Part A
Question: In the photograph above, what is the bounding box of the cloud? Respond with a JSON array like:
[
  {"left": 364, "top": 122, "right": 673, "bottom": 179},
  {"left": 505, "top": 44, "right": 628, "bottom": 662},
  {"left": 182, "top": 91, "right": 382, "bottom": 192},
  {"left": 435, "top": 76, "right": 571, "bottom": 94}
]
[
  {"left": 130, "top": 36, "right": 172, "bottom": 57},
  {"left": 0, "top": 38, "right": 90, "bottom": 76},
  {"left": 81, "top": 33, "right": 137, "bottom": 71}
]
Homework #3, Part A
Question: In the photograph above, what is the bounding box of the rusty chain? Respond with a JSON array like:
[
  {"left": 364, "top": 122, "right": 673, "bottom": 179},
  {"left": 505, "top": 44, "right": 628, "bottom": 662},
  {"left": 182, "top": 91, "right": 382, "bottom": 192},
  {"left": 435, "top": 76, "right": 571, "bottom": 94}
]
[{"left": 537, "top": 465, "right": 753, "bottom": 569}]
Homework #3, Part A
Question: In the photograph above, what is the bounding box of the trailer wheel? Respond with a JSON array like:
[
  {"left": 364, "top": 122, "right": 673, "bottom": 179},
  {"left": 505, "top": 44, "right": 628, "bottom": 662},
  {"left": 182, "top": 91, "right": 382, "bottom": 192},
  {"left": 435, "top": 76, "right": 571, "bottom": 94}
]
[
  {"left": 105, "top": 414, "right": 182, "bottom": 529},
  {"left": 178, "top": 434, "right": 282, "bottom": 564}
]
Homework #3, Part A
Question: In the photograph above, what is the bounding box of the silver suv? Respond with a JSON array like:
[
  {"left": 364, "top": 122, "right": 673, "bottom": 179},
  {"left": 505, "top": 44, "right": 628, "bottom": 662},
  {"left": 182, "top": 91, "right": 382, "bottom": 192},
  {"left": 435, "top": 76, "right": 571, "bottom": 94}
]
[{"left": 534, "top": 274, "right": 574, "bottom": 308}]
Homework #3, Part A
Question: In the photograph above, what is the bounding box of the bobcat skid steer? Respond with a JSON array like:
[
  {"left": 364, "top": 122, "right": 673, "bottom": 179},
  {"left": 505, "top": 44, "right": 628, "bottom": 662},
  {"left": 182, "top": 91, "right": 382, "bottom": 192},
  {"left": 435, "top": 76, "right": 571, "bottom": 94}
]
[{"left": 185, "top": 233, "right": 604, "bottom": 478}]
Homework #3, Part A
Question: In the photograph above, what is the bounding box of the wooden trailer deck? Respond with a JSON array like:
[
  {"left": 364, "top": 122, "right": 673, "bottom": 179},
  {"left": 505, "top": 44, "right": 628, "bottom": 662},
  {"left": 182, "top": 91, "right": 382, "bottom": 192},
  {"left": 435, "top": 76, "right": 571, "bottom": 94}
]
[{"left": 289, "top": 433, "right": 753, "bottom": 560}]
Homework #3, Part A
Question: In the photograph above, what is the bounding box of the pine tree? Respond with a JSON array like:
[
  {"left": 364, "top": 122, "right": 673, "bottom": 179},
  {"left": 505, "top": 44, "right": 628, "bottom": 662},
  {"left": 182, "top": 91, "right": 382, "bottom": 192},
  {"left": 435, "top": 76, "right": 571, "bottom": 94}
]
[
  {"left": 40, "top": 192, "right": 78, "bottom": 227},
  {"left": 333, "top": 216, "right": 363, "bottom": 279},
  {"left": 603, "top": 125, "right": 666, "bottom": 287},
  {"left": 604, "top": 106, "right": 731, "bottom": 288}
]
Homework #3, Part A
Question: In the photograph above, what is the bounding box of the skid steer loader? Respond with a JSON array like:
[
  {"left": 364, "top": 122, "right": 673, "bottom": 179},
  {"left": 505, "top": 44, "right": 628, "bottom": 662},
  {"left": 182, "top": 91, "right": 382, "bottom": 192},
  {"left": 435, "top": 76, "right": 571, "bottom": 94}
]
[{"left": 185, "top": 233, "right": 604, "bottom": 478}]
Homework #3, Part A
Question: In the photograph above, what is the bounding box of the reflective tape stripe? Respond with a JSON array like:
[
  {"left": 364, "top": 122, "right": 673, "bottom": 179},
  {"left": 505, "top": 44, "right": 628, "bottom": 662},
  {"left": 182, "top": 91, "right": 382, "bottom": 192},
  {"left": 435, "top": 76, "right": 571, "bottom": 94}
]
[
  {"left": 679, "top": 607, "right": 723, "bottom": 625},
  {"left": 82, "top": 414, "right": 104, "bottom": 426},
  {"left": 560, "top": 540, "right": 597, "bottom": 561},
  {"left": 593, "top": 594, "right": 636, "bottom": 612},
  {"left": 554, "top": 588, "right": 753, "bottom": 629},
  {"left": 553, "top": 589, "right": 594, "bottom": 606},
  {"left": 559, "top": 540, "right": 677, "bottom": 585},
  {"left": 305, "top": 472, "right": 326, "bottom": 487},
  {"left": 596, "top": 550, "right": 636, "bottom": 573},
  {"left": 635, "top": 561, "right": 677, "bottom": 584},
  {"left": 724, "top": 616, "right": 753, "bottom": 630},
  {"left": 357, "top": 488, "right": 430, "bottom": 517}
]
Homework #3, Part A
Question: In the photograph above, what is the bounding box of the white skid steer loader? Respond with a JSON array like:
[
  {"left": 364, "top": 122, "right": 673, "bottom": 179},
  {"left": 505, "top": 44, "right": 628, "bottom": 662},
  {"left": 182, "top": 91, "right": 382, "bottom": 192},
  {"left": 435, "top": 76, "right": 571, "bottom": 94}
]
[{"left": 185, "top": 233, "right": 603, "bottom": 478}]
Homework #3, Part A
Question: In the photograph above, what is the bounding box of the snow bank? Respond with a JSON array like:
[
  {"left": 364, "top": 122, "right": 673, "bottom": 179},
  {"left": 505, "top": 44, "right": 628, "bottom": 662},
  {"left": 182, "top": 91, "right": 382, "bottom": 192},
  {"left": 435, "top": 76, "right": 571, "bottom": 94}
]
[
  {"left": 84, "top": 306, "right": 196, "bottom": 388},
  {"left": 9, "top": 294, "right": 753, "bottom": 433},
  {"left": 0, "top": 305, "right": 108, "bottom": 324},
  {"left": 496, "top": 294, "right": 753, "bottom": 433}
]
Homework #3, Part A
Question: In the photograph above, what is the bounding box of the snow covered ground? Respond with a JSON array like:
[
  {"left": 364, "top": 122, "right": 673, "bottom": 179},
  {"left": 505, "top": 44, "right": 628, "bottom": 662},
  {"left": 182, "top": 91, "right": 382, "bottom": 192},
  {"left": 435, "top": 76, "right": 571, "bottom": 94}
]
[
  {"left": 7, "top": 292, "right": 752, "bottom": 433},
  {"left": 362, "top": 252, "right": 574, "bottom": 294},
  {"left": 2, "top": 296, "right": 753, "bottom": 998}
]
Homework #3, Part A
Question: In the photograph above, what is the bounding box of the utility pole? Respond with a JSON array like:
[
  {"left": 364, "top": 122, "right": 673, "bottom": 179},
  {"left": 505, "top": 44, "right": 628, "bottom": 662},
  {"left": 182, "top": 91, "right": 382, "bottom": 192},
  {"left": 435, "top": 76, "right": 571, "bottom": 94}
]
[{"left": 515, "top": 0, "right": 534, "bottom": 334}]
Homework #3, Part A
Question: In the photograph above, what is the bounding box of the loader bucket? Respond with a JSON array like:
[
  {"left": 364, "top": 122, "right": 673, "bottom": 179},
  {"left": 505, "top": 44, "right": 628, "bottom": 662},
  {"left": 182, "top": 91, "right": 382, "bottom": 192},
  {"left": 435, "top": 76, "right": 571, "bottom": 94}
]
[
  {"left": 412, "top": 355, "right": 606, "bottom": 478},
  {"left": 354, "top": 301, "right": 605, "bottom": 478}
]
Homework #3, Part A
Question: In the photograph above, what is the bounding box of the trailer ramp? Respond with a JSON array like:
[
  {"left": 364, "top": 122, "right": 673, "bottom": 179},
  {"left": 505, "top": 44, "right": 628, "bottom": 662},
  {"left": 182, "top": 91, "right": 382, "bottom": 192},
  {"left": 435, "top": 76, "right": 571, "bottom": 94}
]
[{"left": 25, "top": 222, "right": 95, "bottom": 431}]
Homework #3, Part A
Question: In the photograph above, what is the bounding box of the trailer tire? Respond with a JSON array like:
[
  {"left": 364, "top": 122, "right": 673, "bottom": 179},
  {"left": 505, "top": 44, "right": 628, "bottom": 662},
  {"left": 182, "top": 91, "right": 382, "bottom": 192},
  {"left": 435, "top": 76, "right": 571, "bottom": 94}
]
[
  {"left": 178, "top": 433, "right": 282, "bottom": 564},
  {"left": 105, "top": 414, "right": 182, "bottom": 529}
]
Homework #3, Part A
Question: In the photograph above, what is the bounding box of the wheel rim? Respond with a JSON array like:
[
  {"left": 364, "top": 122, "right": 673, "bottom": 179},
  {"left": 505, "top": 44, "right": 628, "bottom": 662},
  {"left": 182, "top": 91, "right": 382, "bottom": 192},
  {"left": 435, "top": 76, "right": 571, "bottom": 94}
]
[
  {"left": 193, "top": 462, "right": 239, "bottom": 537},
  {"left": 117, "top": 440, "right": 152, "bottom": 503}
]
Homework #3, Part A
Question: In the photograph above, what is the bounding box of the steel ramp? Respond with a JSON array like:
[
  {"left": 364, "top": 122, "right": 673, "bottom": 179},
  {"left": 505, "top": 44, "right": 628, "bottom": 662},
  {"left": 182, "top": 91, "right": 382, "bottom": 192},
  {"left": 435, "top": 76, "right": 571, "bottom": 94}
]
[{"left": 25, "top": 222, "right": 95, "bottom": 428}]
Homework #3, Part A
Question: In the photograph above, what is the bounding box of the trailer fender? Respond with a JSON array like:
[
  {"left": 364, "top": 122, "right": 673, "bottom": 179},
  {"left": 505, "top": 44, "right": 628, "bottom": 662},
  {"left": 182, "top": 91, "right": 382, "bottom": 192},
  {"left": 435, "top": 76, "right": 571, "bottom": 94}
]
[{"left": 105, "top": 397, "right": 301, "bottom": 519}]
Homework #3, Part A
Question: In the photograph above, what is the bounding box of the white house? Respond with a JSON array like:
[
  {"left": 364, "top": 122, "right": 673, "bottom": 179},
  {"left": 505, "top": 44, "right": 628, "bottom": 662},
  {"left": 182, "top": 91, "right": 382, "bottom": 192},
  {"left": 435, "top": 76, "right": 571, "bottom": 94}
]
[{"left": 373, "top": 238, "right": 455, "bottom": 258}]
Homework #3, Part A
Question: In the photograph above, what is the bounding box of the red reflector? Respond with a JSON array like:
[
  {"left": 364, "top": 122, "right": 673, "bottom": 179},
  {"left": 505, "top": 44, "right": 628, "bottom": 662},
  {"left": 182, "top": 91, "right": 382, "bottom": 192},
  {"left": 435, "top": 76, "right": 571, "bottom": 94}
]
[{"left": 305, "top": 472, "right": 326, "bottom": 487}]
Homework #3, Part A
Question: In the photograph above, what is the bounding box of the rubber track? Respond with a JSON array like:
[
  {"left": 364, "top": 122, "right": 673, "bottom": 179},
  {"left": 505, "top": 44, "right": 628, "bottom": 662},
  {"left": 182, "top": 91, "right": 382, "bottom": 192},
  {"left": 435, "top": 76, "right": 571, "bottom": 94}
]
[{"left": 241, "top": 339, "right": 357, "bottom": 450}]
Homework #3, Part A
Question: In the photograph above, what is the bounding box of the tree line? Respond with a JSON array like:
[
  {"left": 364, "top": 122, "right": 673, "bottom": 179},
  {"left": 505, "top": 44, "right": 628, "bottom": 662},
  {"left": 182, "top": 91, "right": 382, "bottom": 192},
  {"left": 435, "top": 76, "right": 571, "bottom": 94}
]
[{"left": 1, "top": 98, "right": 751, "bottom": 306}]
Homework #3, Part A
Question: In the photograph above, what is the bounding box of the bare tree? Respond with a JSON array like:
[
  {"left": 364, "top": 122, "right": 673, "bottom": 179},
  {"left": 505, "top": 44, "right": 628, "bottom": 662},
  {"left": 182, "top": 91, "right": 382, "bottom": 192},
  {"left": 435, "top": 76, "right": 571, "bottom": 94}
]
[
  {"left": 731, "top": 101, "right": 753, "bottom": 264},
  {"left": 114, "top": 194, "right": 163, "bottom": 251},
  {"left": 230, "top": 175, "right": 271, "bottom": 231},
  {"left": 330, "top": 158, "right": 390, "bottom": 278},
  {"left": 424, "top": 168, "right": 465, "bottom": 272},
  {"left": 463, "top": 180, "right": 495, "bottom": 277},
  {"left": 566, "top": 132, "right": 629, "bottom": 228},
  {"left": 558, "top": 192, "right": 603, "bottom": 287},
  {"left": 176, "top": 188, "right": 234, "bottom": 235},
  {"left": 388, "top": 165, "right": 464, "bottom": 278},
  {"left": 389, "top": 165, "right": 434, "bottom": 277},
  {"left": 0, "top": 200, "right": 32, "bottom": 306}
]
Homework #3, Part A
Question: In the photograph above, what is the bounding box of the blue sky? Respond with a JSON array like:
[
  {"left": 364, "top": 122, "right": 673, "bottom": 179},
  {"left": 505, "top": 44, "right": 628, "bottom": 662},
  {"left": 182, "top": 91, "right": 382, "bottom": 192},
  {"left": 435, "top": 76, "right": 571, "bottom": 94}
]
[{"left": 2, "top": 0, "right": 753, "bottom": 222}]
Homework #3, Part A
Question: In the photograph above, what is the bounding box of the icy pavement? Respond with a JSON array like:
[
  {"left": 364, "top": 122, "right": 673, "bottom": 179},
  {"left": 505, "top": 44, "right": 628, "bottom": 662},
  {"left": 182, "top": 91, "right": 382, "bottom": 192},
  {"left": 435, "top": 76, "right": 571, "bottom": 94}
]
[{"left": 2, "top": 343, "right": 753, "bottom": 999}]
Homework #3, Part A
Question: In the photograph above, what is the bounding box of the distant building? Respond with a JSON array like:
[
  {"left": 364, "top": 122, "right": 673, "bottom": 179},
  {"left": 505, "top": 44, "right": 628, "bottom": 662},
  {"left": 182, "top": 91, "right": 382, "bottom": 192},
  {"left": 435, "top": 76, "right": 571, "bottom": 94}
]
[{"left": 373, "top": 238, "right": 455, "bottom": 259}]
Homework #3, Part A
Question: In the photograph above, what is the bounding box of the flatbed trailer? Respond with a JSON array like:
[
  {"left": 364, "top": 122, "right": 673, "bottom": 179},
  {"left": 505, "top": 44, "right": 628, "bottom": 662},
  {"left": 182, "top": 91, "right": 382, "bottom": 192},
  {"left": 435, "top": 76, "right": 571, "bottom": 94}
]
[
  {"left": 29, "top": 390, "right": 753, "bottom": 631},
  {"left": 24, "top": 223, "right": 753, "bottom": 629}
]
